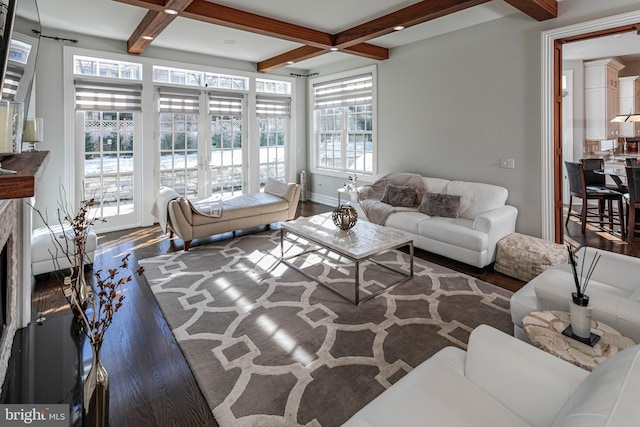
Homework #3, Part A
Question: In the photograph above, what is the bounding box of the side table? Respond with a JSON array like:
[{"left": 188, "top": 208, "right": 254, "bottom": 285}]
[
  {"left": 522, "top": 310, "right": 635, "bottom": 371},
  {"left": 337, "top": 187, "right": 356, "bottom": 205}
]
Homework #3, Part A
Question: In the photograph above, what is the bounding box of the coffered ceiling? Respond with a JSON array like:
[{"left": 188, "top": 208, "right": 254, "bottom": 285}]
[{"left": 35, "top": 0, "right": 557, "bottom": 73}]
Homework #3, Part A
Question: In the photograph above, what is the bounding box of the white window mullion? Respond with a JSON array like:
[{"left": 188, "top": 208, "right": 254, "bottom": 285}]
[{"left": 198, "top": 91, "right": 210, "bottom": 198}]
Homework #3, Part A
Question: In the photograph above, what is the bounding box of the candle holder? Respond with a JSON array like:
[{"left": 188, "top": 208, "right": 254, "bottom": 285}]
[{"left": 332, "top": 204, "right": 358, "bottom": 230}]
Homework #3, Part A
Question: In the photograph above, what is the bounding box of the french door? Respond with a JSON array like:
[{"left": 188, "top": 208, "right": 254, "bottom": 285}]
[
  {"left": 76, "top": 110, "right": 142, "bottom": 231},
  {"left": 159, "top": 90, "right": 247, "bottom": 199}
]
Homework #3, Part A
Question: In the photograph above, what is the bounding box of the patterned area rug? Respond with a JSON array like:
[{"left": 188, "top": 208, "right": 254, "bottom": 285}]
[{"left": 140, "top": 230, "right": 513, "bottom": 427}]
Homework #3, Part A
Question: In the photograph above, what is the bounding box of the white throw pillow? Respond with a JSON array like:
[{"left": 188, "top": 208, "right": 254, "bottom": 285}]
[{"left": 551, "top": 344, "right": 640, "bottom": 427}]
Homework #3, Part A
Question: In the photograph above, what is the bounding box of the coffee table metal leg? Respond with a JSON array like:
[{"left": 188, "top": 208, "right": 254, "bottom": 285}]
[
  {"left": 409, "top": 241, "right": 414, "bottom": 277},
  {"left": 280, "top": 229, "right": 284, "bottom": 257},
  {"left": 355, "top": 260, "right": 360, "bottom": 305}
]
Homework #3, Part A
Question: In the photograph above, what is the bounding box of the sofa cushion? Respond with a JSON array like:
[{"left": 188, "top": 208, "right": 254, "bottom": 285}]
[
  {"left": 418, "top": 192, "right": 462, "bottom": 218},
  {"left": 423, "top": 177, "right": 450, "bottom": 194},
  {"left": 385, "top": 210, "right": 428, "bottom": 235},
  {"left": 342, "top": 346, "right": 530, "bottom": 427},
  {"left": 551, "top": 344, "right": 640, "bottom": 427},
  {"left": 418, "top": 217, "right": 486, "bottom": 251},
  {"left": 445, "top": 181, "right": 508, "bottom": 220},
  {"left": 380, "top": 184, "right": 417, "bottom": 207}
]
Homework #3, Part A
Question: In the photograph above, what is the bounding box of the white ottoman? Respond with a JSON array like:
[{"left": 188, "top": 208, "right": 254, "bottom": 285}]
[{"left": 31, "top": 224, "right": 97, "bottom": 276}]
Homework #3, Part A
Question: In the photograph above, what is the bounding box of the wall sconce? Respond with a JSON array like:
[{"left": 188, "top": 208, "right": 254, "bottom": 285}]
[{"left": 23, "top": 117, "right": 43, "bottom": 152}]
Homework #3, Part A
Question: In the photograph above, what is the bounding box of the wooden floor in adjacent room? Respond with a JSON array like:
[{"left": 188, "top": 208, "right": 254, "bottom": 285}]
[{"left": 29, "top": 201, "right": 640, "bottom": 426}]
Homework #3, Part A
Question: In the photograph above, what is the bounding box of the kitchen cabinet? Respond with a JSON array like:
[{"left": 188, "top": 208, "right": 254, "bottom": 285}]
[
  {"left": 585, "top": 58, "right": 625, "bottom": 140},
  {"left": 618, "top": 75, "right": 640, "bottom": 138}
]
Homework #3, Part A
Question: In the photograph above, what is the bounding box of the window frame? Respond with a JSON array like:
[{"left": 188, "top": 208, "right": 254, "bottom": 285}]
[{"left": 308, "top": 65, "right": 377, "bottom": 179}]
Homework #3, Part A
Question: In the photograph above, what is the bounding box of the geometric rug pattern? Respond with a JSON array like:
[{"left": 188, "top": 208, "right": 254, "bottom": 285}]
[{"left": 140, "top": 230, "right": 513, "bottom": 427}]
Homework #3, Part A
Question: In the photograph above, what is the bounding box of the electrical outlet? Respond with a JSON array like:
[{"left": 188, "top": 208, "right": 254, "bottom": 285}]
[{"left": 499, "top": 158, "right": 515, "bottom": 169}]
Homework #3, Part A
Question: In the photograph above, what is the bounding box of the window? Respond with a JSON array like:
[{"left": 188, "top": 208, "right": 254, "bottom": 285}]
[
  {"left": 256, "top": 78, "right": 291, "bottom": 95},
  {"left": 66, "top": 47, "right": 296, "bottom": 232},
  {"left": 153, "top": 65, "right": 249, "bottom": 91},
  {"left": 257, "top": 96, "right": 290, "bottom": 186},
  {"left": 209, "top": 92, "right": 244, "bottom": 197},
  {"left": 2, "top": 38, "right": 33, "bottom": 101},
  {"left": 158, "top": 88, "right": 200, "bottom": 198},
  {"left": 74, "top": 79, "right": 142, "bottom": 226},
  {"left": 74, "top": 55, "right": 142, "bottom": 80},
  {"left": 311, "top": 67, "right": 375, "bottom": 176}
]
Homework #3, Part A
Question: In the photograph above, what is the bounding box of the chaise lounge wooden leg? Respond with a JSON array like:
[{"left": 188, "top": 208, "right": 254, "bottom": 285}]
[{"left": 184, "top": 240, "right": 191, "bottom": 251}]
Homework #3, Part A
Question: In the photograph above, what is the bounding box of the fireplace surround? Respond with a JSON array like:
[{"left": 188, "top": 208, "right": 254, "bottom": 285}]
[{"left": 0, "top": 199, "right": 19, "bottom": 394}]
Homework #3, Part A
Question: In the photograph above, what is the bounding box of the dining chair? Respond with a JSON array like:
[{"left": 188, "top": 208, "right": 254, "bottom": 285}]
[
  {"left": 565, "top": 161, "right": 625, "bottom": 236},
  {"left": 625, "top": 158, "right": 640, "bottom": 167},
  {"left": 579, "top": 158, "right": 627, "bottom": 192},
  {"left": 579, "top": 158, "right": 607, "bottom": 189},
  {"left": 625, "top": 166, "right": 640, "bottom": 242}
]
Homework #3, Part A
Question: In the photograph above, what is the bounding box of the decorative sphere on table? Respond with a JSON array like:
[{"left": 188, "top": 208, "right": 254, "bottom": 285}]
[{"left": 332, "top": 204, "right": 358, "bottom": 230}]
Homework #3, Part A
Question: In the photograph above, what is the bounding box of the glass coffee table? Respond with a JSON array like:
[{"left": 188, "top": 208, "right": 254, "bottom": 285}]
[{"left": 280, "top": 213, "right": 414, "bottom": 305}]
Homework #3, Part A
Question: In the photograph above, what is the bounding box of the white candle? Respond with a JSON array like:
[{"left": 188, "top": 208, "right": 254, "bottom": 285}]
[{"left": 0, "top": 105, "right": 13, "bottom": 153}]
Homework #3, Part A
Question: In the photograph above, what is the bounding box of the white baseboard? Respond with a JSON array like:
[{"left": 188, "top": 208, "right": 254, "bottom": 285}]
[{"left": 308, "top": 192, "right": 337, "bottom": 207}]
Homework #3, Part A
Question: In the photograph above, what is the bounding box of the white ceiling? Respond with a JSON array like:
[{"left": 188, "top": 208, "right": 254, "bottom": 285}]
[
  {"left": 563, "top": 30, "right": 640, "bottom": 65},
  {"left": 32, "top": 0, "right": 521, "bottom": 71}
]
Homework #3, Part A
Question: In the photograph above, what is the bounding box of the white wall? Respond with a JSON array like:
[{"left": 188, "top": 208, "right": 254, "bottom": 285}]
[
  {"left": 308, "top": 0, "right": 640, "bottom": 237},
  {"left": 32, "top": 26, "right": 308, "bottom": 228},
  {"left": 562, "top": 60, "right": 585, "bottom": 160}
]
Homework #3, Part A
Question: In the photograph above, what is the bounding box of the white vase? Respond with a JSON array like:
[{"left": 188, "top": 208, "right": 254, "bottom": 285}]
[{"left": 569, "top": 293, "right": 592, "bottom": 339}]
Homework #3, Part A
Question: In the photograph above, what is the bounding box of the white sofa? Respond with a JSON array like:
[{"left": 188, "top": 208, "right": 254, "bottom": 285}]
[
  {"left": 355, "top": 174, "right": 517, "bottom": 268},
  {"left": 510, "top": 247, "right": 640, "bottom": 343},
  {"left": 343, "top": 324, "right": 640, "bottom": 427}
]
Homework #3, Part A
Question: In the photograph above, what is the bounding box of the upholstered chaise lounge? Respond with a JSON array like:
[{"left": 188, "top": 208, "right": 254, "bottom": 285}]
[{"left": 159, "top": 179, "right": 300, "bottom": 251}]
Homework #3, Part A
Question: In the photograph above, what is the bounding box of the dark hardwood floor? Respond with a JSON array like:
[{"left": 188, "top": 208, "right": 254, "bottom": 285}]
[{"left": 29, "top": 201, "right": 640, "bottom": 426}]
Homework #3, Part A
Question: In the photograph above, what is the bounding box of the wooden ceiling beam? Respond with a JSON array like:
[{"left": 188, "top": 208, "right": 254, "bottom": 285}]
[
  {"left": 181, "top": 0, "right": 333, "bottom": 48},
  {"left": 503, "top": 0, "right": 557, "bottom": 22},
  {"left": 257, "top": 42, "right": 389, "bottom": 72},
  {"left": 258, "top": 46, "right": 325, "bottom": 73},
  {"left": 114, "top": 0, "right": 165, "bottom": 12},
  {"left": 342, "top": 43, "right": 389, "bottom": 61},
  {"left": 124, "top": 0, "right": 194, "bottom": 54},
  {"left": 333, "top": 0, "right": 491, "bottom": 48}
]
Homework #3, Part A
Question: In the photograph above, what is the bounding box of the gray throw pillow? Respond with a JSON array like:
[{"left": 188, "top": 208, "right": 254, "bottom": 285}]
[
  {"left": 380, "top": 184, "right": 417, "bottom": 207},
  {"left": 418, "top": 192, "right": 462, "bottom": 218}
]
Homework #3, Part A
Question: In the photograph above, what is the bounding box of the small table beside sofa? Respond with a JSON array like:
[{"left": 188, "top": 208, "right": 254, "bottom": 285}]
[{"left": 510, "top": 246, "right": 640, "bottom": 344}]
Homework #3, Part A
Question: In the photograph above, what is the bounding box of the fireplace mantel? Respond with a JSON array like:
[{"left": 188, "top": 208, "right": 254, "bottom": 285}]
[{"left": 0, "top": 151, "right": 50, "bottom": 199}]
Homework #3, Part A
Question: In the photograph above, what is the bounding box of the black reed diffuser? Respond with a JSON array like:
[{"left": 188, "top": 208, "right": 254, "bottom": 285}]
[{"left": 567, "top": 245, "right": 601, "bottom": 307}]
